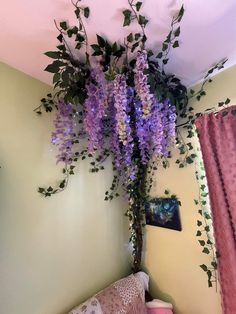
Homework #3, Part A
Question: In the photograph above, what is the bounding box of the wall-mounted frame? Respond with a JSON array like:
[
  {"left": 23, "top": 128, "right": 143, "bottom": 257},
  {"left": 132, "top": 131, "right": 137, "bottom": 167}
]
[{"left": 145, "top": 198, "right": 182, "bottom": 231}]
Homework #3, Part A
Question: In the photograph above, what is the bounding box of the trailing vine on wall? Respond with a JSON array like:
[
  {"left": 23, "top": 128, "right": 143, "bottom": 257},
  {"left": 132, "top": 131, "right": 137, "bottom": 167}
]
[
  {"left": 35, "top": 0, "right": 228, "bottom": 275},
  {"left": 176, "top": 99, "right": 231, "bottom": 288}
]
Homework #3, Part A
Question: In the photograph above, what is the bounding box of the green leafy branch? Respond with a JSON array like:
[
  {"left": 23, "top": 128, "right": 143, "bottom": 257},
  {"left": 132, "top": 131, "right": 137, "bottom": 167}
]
[
  {"left": 123, "top": 0, "right": 148, "bottom": 52},
  {"left": 175, "top": 97, "right": 231, "bottom": 167},
  {"left": 156, "top": 5, "right": 184, "bottom": 69},
  {"left": 189, "top": 59, "right": 228, "bottom": 102},
  {"left": 195, "top": 159, "right": 218, "bottom": 289},
  {"left": 38, "top": 164, "right": 74, "bottom": 196},
  {"left": 33, "top": 93, "right": 55, "bottom": 115}
]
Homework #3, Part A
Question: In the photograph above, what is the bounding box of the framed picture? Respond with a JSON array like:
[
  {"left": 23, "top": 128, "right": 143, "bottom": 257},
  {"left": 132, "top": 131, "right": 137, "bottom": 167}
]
[{"left": 145, "top": 197, "right": 182, "bottom": 231}]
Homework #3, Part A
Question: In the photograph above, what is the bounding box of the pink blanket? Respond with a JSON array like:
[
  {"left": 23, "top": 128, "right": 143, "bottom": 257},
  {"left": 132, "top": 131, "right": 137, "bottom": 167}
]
[{"left": 69, "top": 273, "right": 147, "bottom": 314}]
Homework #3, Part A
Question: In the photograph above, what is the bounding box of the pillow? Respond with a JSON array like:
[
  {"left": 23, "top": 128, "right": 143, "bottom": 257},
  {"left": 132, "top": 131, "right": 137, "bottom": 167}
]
[{"left": 68, "top": 272, "right": 149, "bottom": 314}]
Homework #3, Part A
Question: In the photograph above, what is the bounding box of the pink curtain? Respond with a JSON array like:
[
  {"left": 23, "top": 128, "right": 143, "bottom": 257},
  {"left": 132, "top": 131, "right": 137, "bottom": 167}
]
[{"left": 195, "top": 107, "right": 236, "bottom": 314}]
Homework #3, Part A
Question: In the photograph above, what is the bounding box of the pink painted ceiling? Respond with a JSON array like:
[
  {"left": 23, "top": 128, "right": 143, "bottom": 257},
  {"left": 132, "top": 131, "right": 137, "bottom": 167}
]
[{"left": 1, "top": 0, "right": 236, "bottom": 86}]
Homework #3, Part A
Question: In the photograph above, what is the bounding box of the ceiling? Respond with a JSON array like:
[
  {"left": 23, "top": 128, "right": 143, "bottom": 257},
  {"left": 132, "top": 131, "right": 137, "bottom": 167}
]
[{"left": 1, "top": 0, "right": 236, "bottom": 86}]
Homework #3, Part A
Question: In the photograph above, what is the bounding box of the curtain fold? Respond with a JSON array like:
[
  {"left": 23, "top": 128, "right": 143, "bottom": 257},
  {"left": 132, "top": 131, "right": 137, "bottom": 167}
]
[{"left": 195, "top": 107, "right": 236, "bottom": 314}]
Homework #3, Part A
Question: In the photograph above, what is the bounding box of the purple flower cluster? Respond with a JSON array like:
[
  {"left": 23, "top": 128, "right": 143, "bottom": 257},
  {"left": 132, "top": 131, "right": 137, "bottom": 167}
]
[
  {"left": 134, "top": 97, "right": 176, "bottom": 161},
  {"left": 134, "top": 50, "right": 154, "bottom": 118},
  {"left": 51, "top": 100, "right": 74, "bottom": 164},
  {"left": 134, "top": 99, "right": 151, "bottom": 163},
  {"left": 113, "top": 74, "right": 133, "bottom": 166},
  {"left": 162, "top": 100, "right": 177, "bottom": 156},
  {"left": 51, "top": 58, "right": 176, "bottom": 190},
  {"left": 84, "top": 67, "right": 106, "bottom": 152},
  {"left": 150, "top": 99, "right": 176, "bottom": 157}
]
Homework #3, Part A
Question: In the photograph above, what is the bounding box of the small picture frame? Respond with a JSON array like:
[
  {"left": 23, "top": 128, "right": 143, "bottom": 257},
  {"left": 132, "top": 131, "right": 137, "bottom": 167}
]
[{"left": 145, "top": 197, "right": 182, "bottom": 231}]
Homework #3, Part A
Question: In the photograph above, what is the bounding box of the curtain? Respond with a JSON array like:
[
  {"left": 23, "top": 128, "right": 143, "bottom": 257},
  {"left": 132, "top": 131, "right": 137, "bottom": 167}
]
[{"left": 195, "top": 107, "right": 236, "bottom": 314}]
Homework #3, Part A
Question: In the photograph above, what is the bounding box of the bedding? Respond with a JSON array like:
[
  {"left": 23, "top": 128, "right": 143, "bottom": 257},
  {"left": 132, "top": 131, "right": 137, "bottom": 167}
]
[{"left": 68, "top": 272, "right": 148, "bottom": 314}]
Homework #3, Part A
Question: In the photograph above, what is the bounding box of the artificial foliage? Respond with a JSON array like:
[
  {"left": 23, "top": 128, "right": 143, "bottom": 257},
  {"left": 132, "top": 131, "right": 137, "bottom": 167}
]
[{"left": 36, "top": 0, "right": 228, "bottom": 273}]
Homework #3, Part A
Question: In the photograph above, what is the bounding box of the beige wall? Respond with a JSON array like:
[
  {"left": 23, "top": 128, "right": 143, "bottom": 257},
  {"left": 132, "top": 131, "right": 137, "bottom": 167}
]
[
  {"left": 144, "top": 65, "right": 236, "bottom": 314},
  {"left": 0, "top": 62, "right": 130, "bottom": 314}
]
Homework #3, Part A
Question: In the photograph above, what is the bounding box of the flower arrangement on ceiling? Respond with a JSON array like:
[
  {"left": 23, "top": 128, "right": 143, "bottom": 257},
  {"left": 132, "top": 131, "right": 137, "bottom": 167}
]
[{"left": 36, "top": 0, "right": 227, "bottom": 273}]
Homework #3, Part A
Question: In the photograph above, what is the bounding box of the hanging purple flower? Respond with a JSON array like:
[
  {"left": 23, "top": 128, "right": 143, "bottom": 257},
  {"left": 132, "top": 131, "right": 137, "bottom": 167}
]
[
  {"left": 51, "top": 100, "right": 74, "bottom": 164},
  {"left": 113, "top": 74, "right": 133, "bottom": 166},
  {"left": 134, "top": 98, "right": 150, "bottom": 164},
  {"left": 134, "top": 50, "right": 154, "bottom": 118},
  {"left": 150, "top": 99, "right": 164, "bottom": 157},
  {"left": 150, "top": 99, "right": 176, "bottom": 158},
  {"left": 84, "top": 67, "right": 106, "bottom": 153}
]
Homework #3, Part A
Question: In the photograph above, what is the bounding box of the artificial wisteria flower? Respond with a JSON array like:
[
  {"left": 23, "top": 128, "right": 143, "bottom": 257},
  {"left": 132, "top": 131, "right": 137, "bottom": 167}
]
[
  {"left": 150, "top": 99, "right": 176, "bottom": 158},
  {"left": 134, "top": 50, "right": 154, "bottom": 118},
  {"left": 150, "top": 100, "right": 164, "bottom": 157},
  {"left": 84, "top": 67, "right": 106, "bottom": 153},
  {"left": 51, "top": 100, "right": 74, "bottom": 164},
  {"left": 113, "top": 74, "right": 133, "bottom": 166},
  {"left": 134, "top": 98, "right": 150, "bottom": 164}
]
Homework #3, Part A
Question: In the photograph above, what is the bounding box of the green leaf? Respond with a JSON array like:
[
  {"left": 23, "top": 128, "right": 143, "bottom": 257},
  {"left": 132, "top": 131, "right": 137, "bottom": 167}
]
[
  {"left": 204, "top": 213, "right": 211, "bottom": 220},
  {"left": 123, "top": 9, "right": 132, "bottom": 26},
  {"left": 75, "top": 43, "right": 82, "bottom": 50},
  {"left": 138, "top": 15, "right": 148, "bottom": 27},
  {"left": 112, "top": 42, "right": 118, "bottom": 53},
  {"left": 197, "top": 220, "right": 202, "bottom": 226},
  {"left": 156, "top": 52, "right": 163, "bottom": 58},
  {"left": 198, "top": 240, "right": 205, "bottom": 246},
  {"left": 44, "top": 60, "right": 65, "bottom": 73},
  {"left": 91, "top": 44, "right": 103, "bottom": 56},
  {"left": 176, "top": 5, "right": 184, "bottom": 22},
  {"left": 186, "top": 156, "right": 194, "bottom": 164},
  {"left": 60, "top": 21, "right": 68, "bottom": 30},
  {"left": 164, "top": 190, "right": 169, "bottom": 195},
  {"left": 38, "top": 187, "right": 45, "bottom": 193},
  {"left": 75, "top": 7, "right": 80, "bottom": 18},
  {"left": 44, "top": 51, "right": 61, "bottom": 59},
  {"left": 127, "top": 33, "right": 134, "bottom": 43},
  {"left": 225, "top": 98, "right": 230, "bottom": 104},
  {"left": 202, "top": 247, "right": 210, "bottom": 254},
  {"left": 84, "top": 7, "right": 90, "bottom": 18},
  {"left": 208, "top": 280, "right": 213, "bottom": 288},
  {"left": 163, "top": 58, "right": 169, "bottom": 65},
  {"left": 53, "top": 72, "right": 60, "bottom": 83},
  {"left": 136, "top": 1, "right": 142, "bottom": 11},
  {"left": 196, "top": 230, "right": 202, "bottom": 236},
  {"left": 162, "top": 43, "right": 168, "bottom": 51},
  {"left": 174, "top": 26, "right": 180, "bottom": 37},
  {"left": 62, "top": 70, "right": 70, "bottom": 84},
  {"left": 173, "top": 40, "right": 179, "bottom": 48},
  {"left": 76, "top": 33, "right": 85, "bottom": 42},
  {"left": 134, "top": 33, "right": 141, "bottom": 40},
  {"left": 96, "top": 34, "right": 106, "bottom": 47},
  {"left": 200, "top": 184, "right": 206, "bottom": 191},
  {"left": 200, "top": 264, "right": 208, "bottom": 272},
  {"left": 59, "top": 180, "right": 66, "bottom": 189}
]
